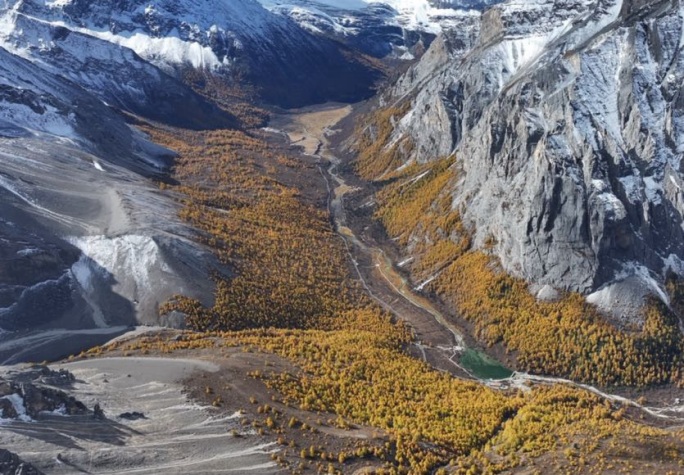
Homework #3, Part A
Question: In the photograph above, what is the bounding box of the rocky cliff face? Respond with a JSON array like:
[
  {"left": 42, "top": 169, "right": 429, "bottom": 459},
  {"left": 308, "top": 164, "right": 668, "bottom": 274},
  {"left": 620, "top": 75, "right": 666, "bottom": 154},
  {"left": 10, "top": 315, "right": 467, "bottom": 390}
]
[
  {"left": 367, "top": 0, "right": 684, "bottom": 319},
  {"left": 0, "top": 366, "right": 88, "bottom": 421}
]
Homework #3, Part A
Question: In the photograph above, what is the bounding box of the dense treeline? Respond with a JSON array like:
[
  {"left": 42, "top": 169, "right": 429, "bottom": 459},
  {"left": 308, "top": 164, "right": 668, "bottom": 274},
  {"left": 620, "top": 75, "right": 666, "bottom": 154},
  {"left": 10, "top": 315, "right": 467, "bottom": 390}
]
[
  {"left": 93, "top": 310, "right": 684, "bottom": 474},
  {"left": 147, "top": 127, "right": 370, "bottom": 332},
  {"left": 433, "top": 253, "right": 684, "bottom": 387},
  {"left": 361, "top": 127, "right": 684, "bottom": 387},
  {"left": 181, "top": 67, "right": 270, "bottom": 129}
]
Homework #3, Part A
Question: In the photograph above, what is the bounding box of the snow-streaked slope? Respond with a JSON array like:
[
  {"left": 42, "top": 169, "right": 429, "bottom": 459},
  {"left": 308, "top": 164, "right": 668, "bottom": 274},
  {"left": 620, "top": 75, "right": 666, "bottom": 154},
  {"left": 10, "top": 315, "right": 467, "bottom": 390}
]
[
  {"left": 373, "top": 0, "right": 480, "bottom": 33},
  {"left": 0, "top": 0, "right": 381, "bottom": 107},
  {"left": 0, "top": 42, "right": 218, "bottom": 362},
  {"left": 2, "top": 0, "right": 276, "bottom": 72},
  {"left": 0, "top": 2, "right": 235, "bottom": 129}
]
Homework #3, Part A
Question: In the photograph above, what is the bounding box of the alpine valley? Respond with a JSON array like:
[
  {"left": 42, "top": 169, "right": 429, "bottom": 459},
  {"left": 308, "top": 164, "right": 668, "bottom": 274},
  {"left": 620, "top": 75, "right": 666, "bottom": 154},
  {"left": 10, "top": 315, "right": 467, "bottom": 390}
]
[{"left": 1, "top": 0, "right": 684, "bottom": 474}]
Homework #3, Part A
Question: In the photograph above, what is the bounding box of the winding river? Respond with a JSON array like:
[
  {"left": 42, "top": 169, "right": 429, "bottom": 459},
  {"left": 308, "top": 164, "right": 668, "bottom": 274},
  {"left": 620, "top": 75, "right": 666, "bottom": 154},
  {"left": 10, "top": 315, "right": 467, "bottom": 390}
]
[{"left": 319, "top": 148, "right": 513, "bottom": 380}]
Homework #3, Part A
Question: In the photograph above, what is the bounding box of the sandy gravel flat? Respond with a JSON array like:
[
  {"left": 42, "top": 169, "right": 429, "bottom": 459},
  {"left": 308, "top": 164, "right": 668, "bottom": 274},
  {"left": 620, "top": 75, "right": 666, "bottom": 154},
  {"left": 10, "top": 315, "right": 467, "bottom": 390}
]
[
  {"left": 0, "top": 357, "right": 282, "bottom": 474},
  {"left": 269, "top": 103, "right": 352, "bottom": 155}
]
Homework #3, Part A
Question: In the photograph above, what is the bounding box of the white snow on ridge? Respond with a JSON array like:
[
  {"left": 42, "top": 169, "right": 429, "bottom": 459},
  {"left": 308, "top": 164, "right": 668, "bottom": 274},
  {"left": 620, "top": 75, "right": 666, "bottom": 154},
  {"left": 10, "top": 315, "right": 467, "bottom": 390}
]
[
  {"left": 0, "top": 0, "right": 274, "bottom": 72},
  {"left": 0, "top": 14, "right": 230, "bottom": 72},
  {"left": 260, "top": 0, "right": 367, "bottom": 9},
  {"left": 372, "top": 0, "right": 465, "bottom": 33},
  {"left": 306, "top": 0, "right": 368, "bottom": 9},
  {"left": 274, "top": 4, "right": 357, "bottom": 35},
  {"left": 87, "top": 30, "right": 229, "bottom": 71},
  {"left": 258, "top": 0, "right": 475, "bottom": 34}
]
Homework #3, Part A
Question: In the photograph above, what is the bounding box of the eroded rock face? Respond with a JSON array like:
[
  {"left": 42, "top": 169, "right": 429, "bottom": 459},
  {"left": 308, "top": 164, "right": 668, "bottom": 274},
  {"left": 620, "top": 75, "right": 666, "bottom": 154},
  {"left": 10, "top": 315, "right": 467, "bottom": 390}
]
[{"left": 373, "top": 0, "right": 684, "bottom": 314}]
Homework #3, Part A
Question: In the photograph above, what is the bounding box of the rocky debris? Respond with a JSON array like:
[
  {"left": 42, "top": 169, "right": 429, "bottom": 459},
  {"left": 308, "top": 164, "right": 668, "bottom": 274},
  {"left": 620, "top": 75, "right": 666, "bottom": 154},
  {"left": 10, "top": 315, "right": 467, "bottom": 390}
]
[
  {"left": 0, "top": 397, "right": 18, "bottom": 419},
  {"left": 531, "top": 284, "right": 561, "bottom": 302},
  {"left": 36, "top": 368, "right": 75, "bottom": 387},
  {"left": 366, "top": 0, "right": 684, "bottom": 318},
  {"left": 118, "top": 411, "right": 146, "bottom": 420},
  {"left": 0, "top": 449, "right": 44, "bottom": 475},
  {"left": 0, "top": 201, "right": 80, "bottom": 332},
  {"left": 93, "top": 403, "right": 105, "bottom": 420},
  {"left": 6, "top": 365, "right": 76, "bottom": 387},
  {"left": 0, "top": 370, "right": 88, "bottom": 420},
  {"left": 0, "top": 366, "right": 147, "bottom": 424}
]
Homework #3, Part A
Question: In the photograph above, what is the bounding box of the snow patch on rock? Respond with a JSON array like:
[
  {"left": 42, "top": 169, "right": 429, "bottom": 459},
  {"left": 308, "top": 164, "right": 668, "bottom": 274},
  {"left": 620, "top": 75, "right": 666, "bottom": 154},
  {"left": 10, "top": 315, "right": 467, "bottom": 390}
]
[
  {"left": 68, "top": 235, "right": 170, "bottom": 299},
  {"left": 0, "top": 393, "right": 32, "bottom": 423}
]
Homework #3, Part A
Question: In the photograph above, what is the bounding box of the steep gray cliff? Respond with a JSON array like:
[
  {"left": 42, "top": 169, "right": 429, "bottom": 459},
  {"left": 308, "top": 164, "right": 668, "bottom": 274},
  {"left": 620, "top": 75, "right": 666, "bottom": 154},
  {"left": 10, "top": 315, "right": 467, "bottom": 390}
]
[{"left": 371, "top": 0, "right": 684, "bottom": 320}]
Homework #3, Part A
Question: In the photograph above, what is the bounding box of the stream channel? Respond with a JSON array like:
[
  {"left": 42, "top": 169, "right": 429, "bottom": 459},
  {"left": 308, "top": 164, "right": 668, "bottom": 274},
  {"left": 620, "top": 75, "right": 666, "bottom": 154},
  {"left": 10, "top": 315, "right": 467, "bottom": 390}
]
[{"left": 317, "top": 129, "right": 512, "bottom": 380}]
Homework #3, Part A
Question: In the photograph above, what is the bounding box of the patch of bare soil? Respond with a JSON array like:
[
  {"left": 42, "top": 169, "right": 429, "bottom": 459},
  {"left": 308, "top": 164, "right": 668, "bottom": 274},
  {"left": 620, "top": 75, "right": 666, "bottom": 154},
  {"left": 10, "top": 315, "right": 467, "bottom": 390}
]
[
  {"left": 183, "top": 347, "right": 389, "bottom": 475},
  {"left": 85, "top": 337, "right": 391, "bottom": 475},
  {"left": 268, "top": 104, "right": 353, "bottom": 156}
]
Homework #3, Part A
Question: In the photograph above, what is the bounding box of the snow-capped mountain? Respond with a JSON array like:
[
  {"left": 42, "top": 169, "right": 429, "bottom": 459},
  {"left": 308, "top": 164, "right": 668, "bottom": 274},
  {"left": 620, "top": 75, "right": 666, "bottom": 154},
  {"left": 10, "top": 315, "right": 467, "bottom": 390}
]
[
  {"left": 257, "top": 0, "right": 500, "bottom": 58},
  {"left": 259, "top": 0, "right": 498, "bottom": 35},
  {"left": 0, "top": 0, "right": 381, "bottom": 108},
  {"left": 365, "top": 0, "right": 684, "bottom": 319},
  {"left": 0, "top": 1, "right": 236, "bottom": 128}
]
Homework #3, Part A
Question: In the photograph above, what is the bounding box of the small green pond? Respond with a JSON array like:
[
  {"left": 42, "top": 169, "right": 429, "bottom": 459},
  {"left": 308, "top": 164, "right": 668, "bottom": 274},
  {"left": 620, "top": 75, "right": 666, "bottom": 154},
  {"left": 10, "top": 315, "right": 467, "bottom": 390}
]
[{"left": 459, "top": 348, "right": 513, "bottom": 380}]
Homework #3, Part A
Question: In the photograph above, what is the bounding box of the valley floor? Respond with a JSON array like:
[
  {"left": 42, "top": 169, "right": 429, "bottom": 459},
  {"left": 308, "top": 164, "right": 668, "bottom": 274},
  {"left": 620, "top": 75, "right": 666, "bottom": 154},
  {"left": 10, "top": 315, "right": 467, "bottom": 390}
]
[
  {"left": 3, "top": 103, "right": 684, "bottom": 475},
  {"left": 272, "top": 105, "right": 515, "bottom": 381}
]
